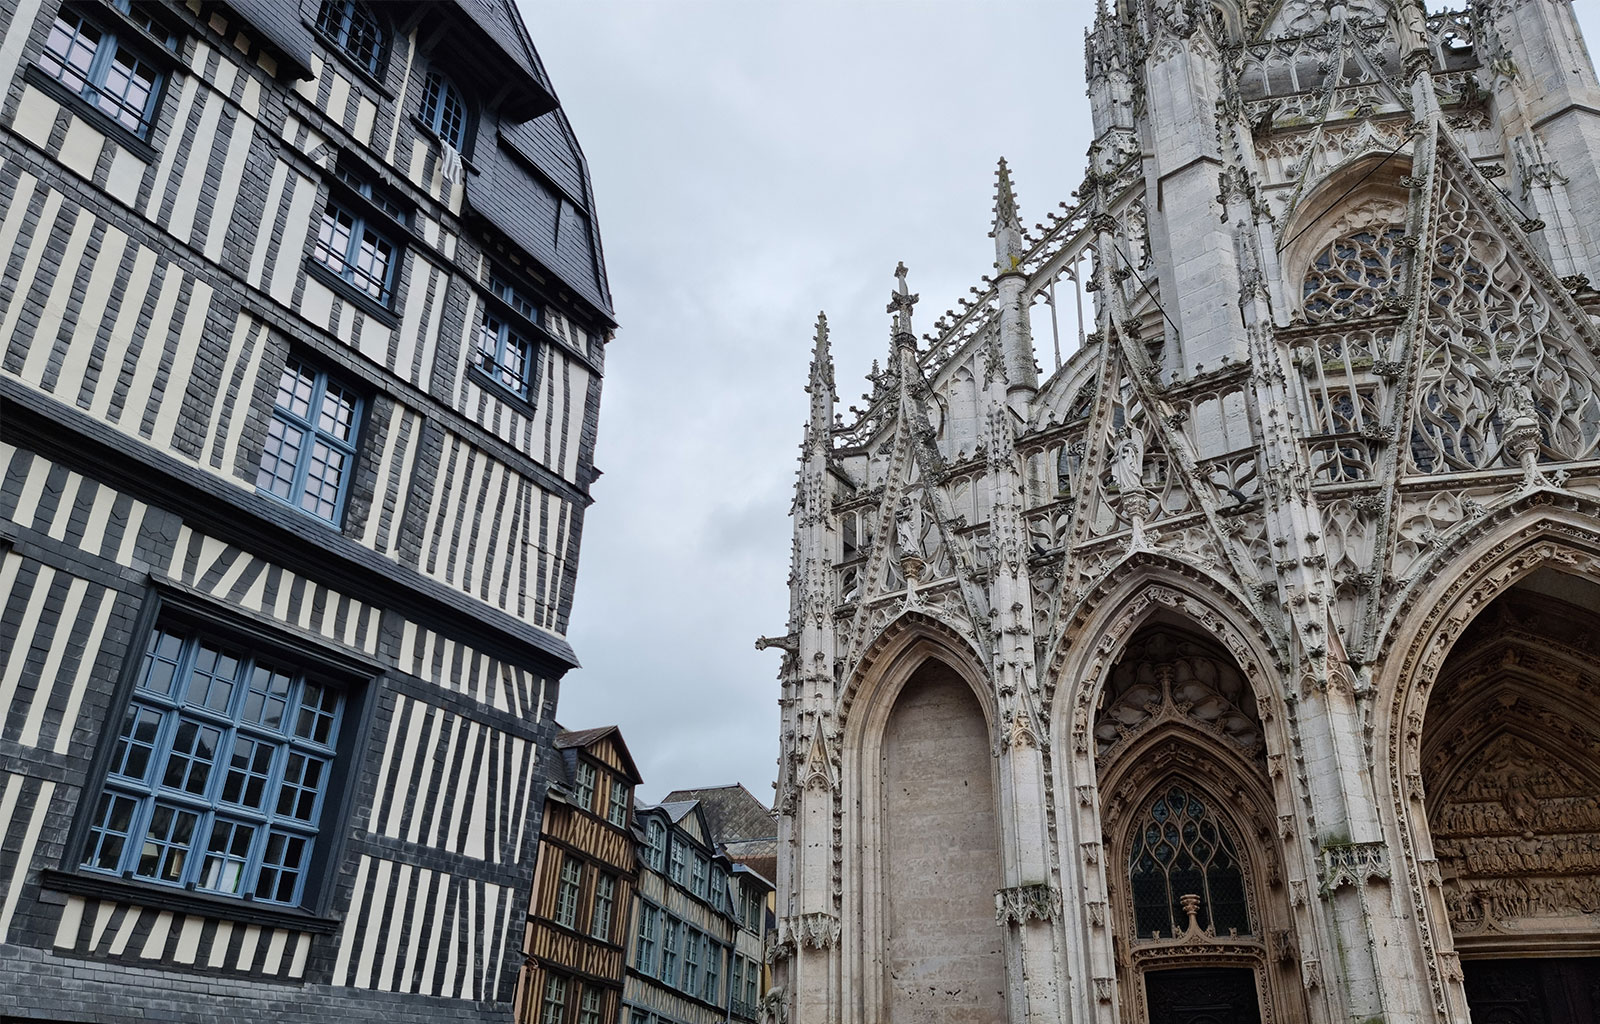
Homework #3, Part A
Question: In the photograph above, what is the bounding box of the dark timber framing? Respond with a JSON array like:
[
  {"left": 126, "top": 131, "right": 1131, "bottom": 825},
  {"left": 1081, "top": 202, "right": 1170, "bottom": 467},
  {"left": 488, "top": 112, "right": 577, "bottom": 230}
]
[{"left": 0, "top": 1, "right": 614, "bottom": 1021}]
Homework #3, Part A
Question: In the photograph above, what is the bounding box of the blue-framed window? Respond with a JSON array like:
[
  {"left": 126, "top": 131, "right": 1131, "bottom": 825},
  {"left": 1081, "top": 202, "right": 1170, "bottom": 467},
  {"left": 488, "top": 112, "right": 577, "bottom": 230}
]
[
  {"left": 668, "top": 837, "right": 686, "bottom": 885},
  {"left": 635, "top": 902, "right": 659, "bottom": 974},
  {"left": 419, "top": 69, "right": 467, "bottom": 149},
  {"left": 660, "top": 917, "right": 680, "bottom": 987},
  {"left": 255, "top": 357, "right": 362, "bottom": 524},
  {"left": 81, "top": 627, "right": 344, "bottom": 906},
  {"left": 711, "top": 865, "right": 727, "bottom": 911},
  {"left": 690, "top": 852, "right": 708, "bottom": 898},
  {"left": 703, "top": 939, "right": 721, "bottom": 1003},
  {"left": 682, "top": 927, "right": 701, "bottom": 994},
  {"left": 476, "top": 271, "right": 541, "bottom": 399},
  {"left": 38, "top": 1, "right": 174, "bottom": 137},
  {"left": 313, "top": 195, "right": 398, "bottom": 303},
  {"left": 314, "top": 0, "right": 384, "bottom": 77}
]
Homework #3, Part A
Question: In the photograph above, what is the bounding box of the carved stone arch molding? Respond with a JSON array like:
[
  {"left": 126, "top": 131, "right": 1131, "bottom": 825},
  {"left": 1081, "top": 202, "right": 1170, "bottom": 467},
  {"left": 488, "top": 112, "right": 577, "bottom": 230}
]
[
  {"left": 1279, "top": 152, "right": 1416, "bottom": 318},
  {"left": 1044, "top": 558, "right": 1306, "bottom": 1024},
  {"left": 834, "top": 611, "right": 1006, "bottom": 1024},
  {"left": 1375, "top": 498, "right": 1600, "bottom": 1021}
]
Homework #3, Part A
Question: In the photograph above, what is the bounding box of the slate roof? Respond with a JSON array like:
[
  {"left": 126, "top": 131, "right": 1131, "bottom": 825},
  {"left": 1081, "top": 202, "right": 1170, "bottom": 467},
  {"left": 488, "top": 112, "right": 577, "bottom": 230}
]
[
  {"left": 553, "top": 724, "right": 642, "bottom": 784},
  {"left": 660, "top": 785, "right": 777, "bottom": 844},
  {"left": 222, "top": 0, "right": 315, "bottom": 77},
  {"left": 222, "top": 1, "right": 612, "bottom": 323}
]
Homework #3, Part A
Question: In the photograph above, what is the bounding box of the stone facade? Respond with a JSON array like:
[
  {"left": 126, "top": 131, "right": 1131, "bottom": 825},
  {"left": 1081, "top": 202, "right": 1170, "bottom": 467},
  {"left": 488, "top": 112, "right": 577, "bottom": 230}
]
[
  {"left": 767, "top": 2, "right": 1600, "bottom": 1022},
  {"left": 0, "top": 1, "right": 612, "bottom": 1021}
]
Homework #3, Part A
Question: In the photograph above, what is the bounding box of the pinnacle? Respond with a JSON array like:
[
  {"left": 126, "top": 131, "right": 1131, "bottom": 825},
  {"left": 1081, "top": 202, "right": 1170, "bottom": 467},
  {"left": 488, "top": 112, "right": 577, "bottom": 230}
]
[
  {"left": 808, "top": 310, "right": 834, "bottom": 397},
  {"left": 993, "top": 156, "right": 1020, "bottom": 231}
]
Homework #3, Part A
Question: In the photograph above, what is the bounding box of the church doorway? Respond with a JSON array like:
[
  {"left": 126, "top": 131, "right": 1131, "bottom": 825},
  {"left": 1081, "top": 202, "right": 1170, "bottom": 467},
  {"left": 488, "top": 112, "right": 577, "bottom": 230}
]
[
  {"left": 1091, "top": 619, "right": 1301, "bottom": 1024},
  {"left": 1418, "top": 569, "right": 1600, "bottom": 1015},
  {"left": 1144, "top": 966, "right": 1263, "bottom": 1024},
  {"left": 1460, "top": 957, "right": 1600, "bottom": 1024}
]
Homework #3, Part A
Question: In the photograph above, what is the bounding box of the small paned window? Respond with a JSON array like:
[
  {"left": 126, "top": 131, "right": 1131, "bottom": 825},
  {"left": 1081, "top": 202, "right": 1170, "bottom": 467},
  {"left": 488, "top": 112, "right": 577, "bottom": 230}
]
[
  {"left": 690, "top": 853, "right": 708, "bottom": 898},
  {"left": 744, "top": 956, "right": 759, "bottom": 1005},
  {"left": 313, "top": 196, "right": 397, "bottom": 303},
  {"left": 38, "top": 2, "right": 172, "bottom": 136},
  {"left": 577, "top": 987, "right": 602, "bottom": 1024},
  {"left": 419, "top": 69, "right": 467, "bottom": 149},
  {"left": 606, "top": 778, "right": 629, "bottom": 828},
  {"left": 635, "top": 903, "right": 659, "bottom": 975},
  {"left": 255, "top": 358, "right": 361, "bottom": 524},
  {"left": 476, "top": 272, "right": 540, "bottom": 400},
  {"left": 645, "top": 819, "right": 666, "bottom": 871},
  {"left": 682, "top": 928, "right": 701, "bottom": 994},
  {"left": 573, "top": 762, "right": 596, "bottom": 812},
  {"left": 630, "top": 1012, "right": 650, "bottom": 1024},
  {"left": 731, "top": 957, "right": 745, "bottom": 1011},
  {"left": 555, "top": 855, "right": 583, "bottom": 929},
  {"left": 1128, "top": 784, "right": 1251, "bottom": 939},
  {"left": 668, "top": 838, "right": 686, "bottom": 885},
  {"left": 710, "top": 866, "right": 727, "bottom": 911},
  {"left": 81, "top": 627, "right": 344, "bottom": 905},
  {"left": 590, "top": 872, "right": 615, "bottom": 941},
  {"left": 539, "top": 975, "right": 567, "bottom": 1024},
  {"left": 660, "top": 918, "right": 680, "bottom": 987},
  {"left": 314, "top": 0, "right": 384, "bottom": 76},
  {"left": 703, "top": 939, "right": 720, "bottom": 1004}
]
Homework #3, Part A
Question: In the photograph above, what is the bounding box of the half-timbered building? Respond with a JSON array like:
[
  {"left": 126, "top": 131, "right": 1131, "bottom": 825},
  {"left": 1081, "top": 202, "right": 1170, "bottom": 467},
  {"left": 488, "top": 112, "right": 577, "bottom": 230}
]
[
  {"left": 623, "top": 798, "right": 773, "bottom": 1024},
  {"left": 516, "top": 726, "right": 641, "bottom": 1024},
  {"left": 0, "top": 1, "right": 613, "bottom": 1021}
]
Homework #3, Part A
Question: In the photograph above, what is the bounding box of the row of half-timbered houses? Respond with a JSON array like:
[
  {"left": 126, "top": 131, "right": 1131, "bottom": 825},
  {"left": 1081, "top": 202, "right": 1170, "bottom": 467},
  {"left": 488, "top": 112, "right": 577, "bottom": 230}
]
[{"left": 0, "top": 1, "right": 614, "bottom": 1021}]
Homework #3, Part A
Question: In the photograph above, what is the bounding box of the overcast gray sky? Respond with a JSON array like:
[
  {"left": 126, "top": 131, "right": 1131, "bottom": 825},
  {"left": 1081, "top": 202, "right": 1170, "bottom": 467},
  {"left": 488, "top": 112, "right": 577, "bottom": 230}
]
[{"left": 519, "top": 2, "right": 1600, "bottom": 804}]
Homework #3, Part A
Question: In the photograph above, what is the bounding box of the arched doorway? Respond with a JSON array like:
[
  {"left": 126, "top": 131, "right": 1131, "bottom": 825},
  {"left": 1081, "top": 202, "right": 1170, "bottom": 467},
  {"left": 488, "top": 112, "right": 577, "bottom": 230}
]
[
  {"left": 1420, "top": 569, "right": 1600, "bottom": 1022},
  {"left": 879, "top": 657, "right": 1006, "bottom": 1023},
  {"left": 1093, "top": 621, "right": 1302, "bottom": 1024}
]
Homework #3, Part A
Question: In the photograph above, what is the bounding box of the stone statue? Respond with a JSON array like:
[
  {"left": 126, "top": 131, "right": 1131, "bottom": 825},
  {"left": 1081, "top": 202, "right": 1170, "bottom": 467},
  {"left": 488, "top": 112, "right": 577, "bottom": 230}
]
[{"left": 1111, "top": 428, "right": 1146, "bottom": 493}]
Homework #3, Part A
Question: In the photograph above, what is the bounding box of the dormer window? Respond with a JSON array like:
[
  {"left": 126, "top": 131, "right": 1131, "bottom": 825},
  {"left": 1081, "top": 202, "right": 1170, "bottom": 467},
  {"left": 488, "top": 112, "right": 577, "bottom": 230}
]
[
  {"left": 314, "top": 1, "right": 384, "bottom": 77},
  {"left": 420, "top": 69, "right": 467, "bottom": 149}
]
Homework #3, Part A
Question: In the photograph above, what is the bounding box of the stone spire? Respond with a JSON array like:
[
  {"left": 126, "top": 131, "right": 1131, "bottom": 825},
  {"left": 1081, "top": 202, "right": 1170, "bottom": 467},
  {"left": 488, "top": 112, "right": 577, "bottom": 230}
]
[{"left": 805, "top": 311, "right": 835, "bottom": 447}]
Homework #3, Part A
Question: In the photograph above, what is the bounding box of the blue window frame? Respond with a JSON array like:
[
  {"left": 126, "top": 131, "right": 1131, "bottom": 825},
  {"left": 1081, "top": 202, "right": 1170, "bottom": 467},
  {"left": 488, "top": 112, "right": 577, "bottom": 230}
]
[
  {"left": 82, "top": 627, "right": 344, "bottom": 906},
  {"left": 38, "top": 2, "right": 174, "bottom": 137},
  {"left": 314, "top": 0, "right": 384, "bottom": 76},
  {"left": 635, "top": 902, "right": 659, "bottom": 975},
  {"left": 313, "top": 196, "right": 397, "bottom": 303},
  {"left": 476, "top": 270, "right": 541, "bottom": 399},
  {"left": 256, "top": 357, "right": 362, "bottom": 524},
  {"left": 419, "top": 69, "right": 467, "bottom": 149}
]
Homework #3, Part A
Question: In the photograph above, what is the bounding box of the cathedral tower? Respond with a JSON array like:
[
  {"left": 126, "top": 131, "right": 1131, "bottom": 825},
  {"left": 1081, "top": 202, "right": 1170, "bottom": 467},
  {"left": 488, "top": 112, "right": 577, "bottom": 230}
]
[{"left": 766, "top": 2, "right": 1600, "bottom": 1022}]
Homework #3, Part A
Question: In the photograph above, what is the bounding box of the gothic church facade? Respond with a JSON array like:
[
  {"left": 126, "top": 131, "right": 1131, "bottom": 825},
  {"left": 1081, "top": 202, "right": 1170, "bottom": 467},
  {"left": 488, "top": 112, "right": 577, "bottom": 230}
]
[{"left": 769, "top": 2, "right": 1600, "bottom": 1022}]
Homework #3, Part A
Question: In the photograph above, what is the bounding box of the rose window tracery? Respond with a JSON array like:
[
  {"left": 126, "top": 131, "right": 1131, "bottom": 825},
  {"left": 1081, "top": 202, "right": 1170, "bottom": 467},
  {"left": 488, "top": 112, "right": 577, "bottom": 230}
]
[
  {"left": 1302, "top": 226, "right": 1407, "bottom": 322},
  {"left": 1128, "top": 785, "right": 1252, "bottom": 939}
]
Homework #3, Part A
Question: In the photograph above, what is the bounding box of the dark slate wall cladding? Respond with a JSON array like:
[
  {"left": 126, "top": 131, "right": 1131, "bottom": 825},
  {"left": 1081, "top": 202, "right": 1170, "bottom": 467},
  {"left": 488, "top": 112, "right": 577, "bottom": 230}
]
[{"left": 0, "top": 0, "right": 612, "bottom": 1019}]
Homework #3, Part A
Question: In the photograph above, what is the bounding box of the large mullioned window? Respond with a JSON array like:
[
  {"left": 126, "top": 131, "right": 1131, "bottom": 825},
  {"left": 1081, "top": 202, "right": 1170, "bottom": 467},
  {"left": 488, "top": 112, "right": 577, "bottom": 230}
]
[
  {"left": 256, "top": 358, "right": 361, "bottom": 524},
  {"left": 313, "top": 197, "right": 398, "bottom": 303},
  {"left": 82, "top": 627, "right": 343, "bottom": 906},
  {"left": 38, "top": 1, "right": 173, "bottom": 136}
]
